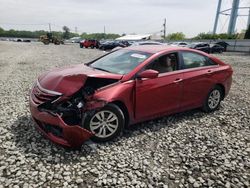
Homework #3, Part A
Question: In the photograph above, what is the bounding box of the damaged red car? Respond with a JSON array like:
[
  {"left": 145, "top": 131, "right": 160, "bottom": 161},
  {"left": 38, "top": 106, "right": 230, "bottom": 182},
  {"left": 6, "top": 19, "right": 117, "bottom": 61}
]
[{"left": 29, "top": 45, "right": 233, "bottom": 148}]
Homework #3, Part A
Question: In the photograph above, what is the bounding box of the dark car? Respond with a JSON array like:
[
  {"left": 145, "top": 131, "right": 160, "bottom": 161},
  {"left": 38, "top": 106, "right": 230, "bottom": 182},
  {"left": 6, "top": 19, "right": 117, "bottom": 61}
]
[
  {"left": 80, "top": 39, "right": 100, "bottom": 48},
  {"left": 215, "top": 41, "right": 229, "bottom": 52},
  {"left": 99, "top": 41, "right": 128, "bottom": 51},
  {"left": 210, "top": 44, "right": 225, "bottom": 53},
  {"left": 188, "top": 43, "right": 210, "bottom": 53},
  {"left": 29, "top": 45, "right": 233, "bottom": 148}
]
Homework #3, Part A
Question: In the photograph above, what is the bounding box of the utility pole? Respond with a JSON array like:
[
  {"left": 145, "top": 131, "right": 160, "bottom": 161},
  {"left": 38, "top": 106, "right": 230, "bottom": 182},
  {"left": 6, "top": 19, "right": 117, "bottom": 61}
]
[
  {"left": 213, "top": 0, "right": 222, "bottom": 34},
  {"left": 103, "top": 26, "right": 106, "bottom": 39},
  {"left": 228, "top": 0, "right": 240, "bottom": 35},
  {"left": 75, "top": 27, "right": 77, "bottom": 34},
  {"left": 163, "top": 18, "right": 166, "bottom": 39},
  {"left": 49, "top": 23, "right": 51, "bottom": 33},
  {"left": 247, "top": 8, "right": 250, "bottom": 29}
]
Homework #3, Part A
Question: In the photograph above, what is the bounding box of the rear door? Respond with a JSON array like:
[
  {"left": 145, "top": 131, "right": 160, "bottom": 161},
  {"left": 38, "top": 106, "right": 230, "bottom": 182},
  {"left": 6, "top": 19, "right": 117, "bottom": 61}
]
[{"left": 179, "top": 51, "right": 219, "bottom": 110}]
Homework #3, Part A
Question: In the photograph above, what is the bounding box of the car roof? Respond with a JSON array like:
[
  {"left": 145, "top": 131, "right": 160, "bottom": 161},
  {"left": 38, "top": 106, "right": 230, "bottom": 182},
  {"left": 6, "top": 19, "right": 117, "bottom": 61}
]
[{"left": 125, "top": 45, "right": 188, "bottom": 54}]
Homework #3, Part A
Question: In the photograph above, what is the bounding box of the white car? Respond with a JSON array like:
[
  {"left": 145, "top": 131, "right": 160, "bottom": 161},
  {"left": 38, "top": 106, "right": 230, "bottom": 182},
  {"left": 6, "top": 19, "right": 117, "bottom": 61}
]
[{"left": 170, "top": 42, "right": 188, "bottom": 47}]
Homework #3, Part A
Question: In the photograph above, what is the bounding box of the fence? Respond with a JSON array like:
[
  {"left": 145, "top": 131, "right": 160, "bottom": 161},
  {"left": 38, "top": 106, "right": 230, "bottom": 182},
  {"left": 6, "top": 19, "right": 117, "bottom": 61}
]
[{"left": 165, "top": 39, "right": 250, "bottom": 53}]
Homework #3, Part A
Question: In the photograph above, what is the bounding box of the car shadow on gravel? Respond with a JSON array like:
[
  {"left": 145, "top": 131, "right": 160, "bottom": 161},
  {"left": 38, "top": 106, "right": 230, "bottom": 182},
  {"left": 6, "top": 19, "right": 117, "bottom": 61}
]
[
  {"left": 122, "top": 108, "right": 206, "bottom": 138},
  {"left": 10, "top": 115, "right": 96, "bottom": 164},
  {"left": 10, "top": 108, "right": 209, "bottom": 163}
]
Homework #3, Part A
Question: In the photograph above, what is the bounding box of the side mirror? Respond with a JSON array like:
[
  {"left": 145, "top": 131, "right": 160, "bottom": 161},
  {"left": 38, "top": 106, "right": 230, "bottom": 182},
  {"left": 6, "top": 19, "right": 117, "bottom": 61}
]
[{"left": 137, "top": 69, "right": 159, "bottom": 79}]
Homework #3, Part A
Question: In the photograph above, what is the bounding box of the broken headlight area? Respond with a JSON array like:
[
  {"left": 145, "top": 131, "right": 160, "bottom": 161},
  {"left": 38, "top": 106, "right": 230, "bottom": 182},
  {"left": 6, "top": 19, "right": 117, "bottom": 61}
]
[
  {"left": 37, "top": 77, "right": 119, "bottom": 126},
  {"left": 38, "top": 92, "right": 86, "bottom": 126}
]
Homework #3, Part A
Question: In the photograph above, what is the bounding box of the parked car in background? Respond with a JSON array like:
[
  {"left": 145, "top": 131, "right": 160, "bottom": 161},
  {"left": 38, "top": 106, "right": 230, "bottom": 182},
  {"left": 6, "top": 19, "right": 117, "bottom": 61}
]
[
  {"left": 70, "top": 37, "right": 82, "bottom": 43},
  {"left": 80, "top": 39, "right": 100, "bottom": 48},
  {"left": 170, "top": 42, "right": 188, "bottom": 47},
  {"left": 187, "top": 42, "right": 210, "bottom": 53},
  {"left": 23, "top": 39, "right": 31, "bottom": 42},
  {"left": 15, "top": 38, "right": 23, "bottom": 42},
  {"left": 118, "top": 40, "right": 130, "bottom": 47},
  {"left": 215, "top": 41, "right": 229, "bottom": 52},
  {"left": 99, "top": 41, "right": 128, "bottom": 50},
  {"left": 132, "top": 41, "right": 163, "bottom": 46},
  {"left": 29, "top": 45, "right": 233, "bottom": 148},
  {"left": 79, "top": 40, "right": 85, "bottom": 48},
  {"left": 209, "top": 44, "right": 225, "bottom": 53}
]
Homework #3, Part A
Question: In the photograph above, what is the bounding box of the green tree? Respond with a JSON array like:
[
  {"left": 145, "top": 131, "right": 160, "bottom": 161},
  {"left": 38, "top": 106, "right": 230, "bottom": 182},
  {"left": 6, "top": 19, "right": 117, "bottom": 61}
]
[
  {"left": 194, "top": 32, "right": 238, "bottom": 40},
  {"left": 244, "top": 25, "right": 250, "bottom": 39},
  {"left": 80, "top": 32, "right": 120, "bottom": 40},
  {"left": 166, "top": 32, "right": 185, "bottom": 40},
  {"left": 62, "top": 26, "right": 70, "bottom": 39}
]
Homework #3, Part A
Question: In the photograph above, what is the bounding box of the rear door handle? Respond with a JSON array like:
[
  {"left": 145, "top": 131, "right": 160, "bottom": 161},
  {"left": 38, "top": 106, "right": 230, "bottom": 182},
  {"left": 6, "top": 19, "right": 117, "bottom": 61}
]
[
  {"left": 207, "top": 70, "right": 213, "bottom": 74},
  {"left": 173, "top": 78, "right": 183, "bottom": 83}
]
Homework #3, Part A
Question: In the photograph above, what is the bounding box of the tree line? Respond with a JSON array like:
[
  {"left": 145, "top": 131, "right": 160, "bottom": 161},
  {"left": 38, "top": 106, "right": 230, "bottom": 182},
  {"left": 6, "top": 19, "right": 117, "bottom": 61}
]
[
  {"left": 0, "top": 27, "right": 78, "bottom": 39},
  {"left": 164, "top": 31, "right": 250, "bottom": 40},
  {"left": 0, "top": 26, "right": 120, "bottom": 40},
  {"left": 0, "top": 25, "right": 249, "bottom": 40}
]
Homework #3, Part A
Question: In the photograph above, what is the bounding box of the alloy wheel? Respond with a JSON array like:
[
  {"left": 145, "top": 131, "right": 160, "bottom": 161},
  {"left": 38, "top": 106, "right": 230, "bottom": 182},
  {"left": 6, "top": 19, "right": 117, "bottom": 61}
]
[
  {"left": 89, "top": 110, "right": 119, "bottom": 138},
  {"left": 208, "top": 89, "right": 221, "bottom": 109}
]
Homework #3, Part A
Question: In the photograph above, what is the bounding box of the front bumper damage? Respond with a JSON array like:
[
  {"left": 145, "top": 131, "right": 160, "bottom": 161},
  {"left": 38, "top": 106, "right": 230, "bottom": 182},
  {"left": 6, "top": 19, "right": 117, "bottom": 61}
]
[
  {"left": 30, "top": 98, "right": 94, "bottom": 148},
  {"left": 29, "top": 75, "right": 118, "bottom": 148}
]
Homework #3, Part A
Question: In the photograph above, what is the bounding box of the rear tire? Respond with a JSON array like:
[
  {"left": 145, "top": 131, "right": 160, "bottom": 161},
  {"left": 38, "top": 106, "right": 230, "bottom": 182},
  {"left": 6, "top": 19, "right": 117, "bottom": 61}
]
[
  {"left": 202, "top": 85, "right": 222, "bottom": 112},
  {"left": 83, "top": 104, "right": 125, "bottom": 142}
]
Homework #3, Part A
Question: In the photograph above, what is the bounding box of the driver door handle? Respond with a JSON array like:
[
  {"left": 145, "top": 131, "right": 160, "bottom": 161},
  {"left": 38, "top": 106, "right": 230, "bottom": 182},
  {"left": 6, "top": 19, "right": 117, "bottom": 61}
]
[{"left": 173, "top": 78, "right": 183, "bottom": 83}]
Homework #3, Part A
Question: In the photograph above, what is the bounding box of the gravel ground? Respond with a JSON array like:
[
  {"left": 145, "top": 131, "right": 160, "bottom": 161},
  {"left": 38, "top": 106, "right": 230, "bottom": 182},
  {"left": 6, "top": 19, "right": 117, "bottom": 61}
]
[{"left": 0, "top": 41, "right": 249, "bottom": 188}]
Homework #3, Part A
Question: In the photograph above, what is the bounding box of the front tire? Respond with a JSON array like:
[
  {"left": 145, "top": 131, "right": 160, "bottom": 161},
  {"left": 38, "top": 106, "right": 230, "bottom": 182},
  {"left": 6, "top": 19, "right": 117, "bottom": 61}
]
[
  {"left": 202, "top": 86, "right": 222, "bottom": 112},
  {"left": 84, "top": 104, "right": 125, "bottom": 142}
]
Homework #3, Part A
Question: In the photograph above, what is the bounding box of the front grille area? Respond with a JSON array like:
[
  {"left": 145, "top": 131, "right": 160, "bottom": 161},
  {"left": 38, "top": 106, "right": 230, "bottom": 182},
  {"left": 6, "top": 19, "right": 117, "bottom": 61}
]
[{"left": 31, "top": 81, "right": 61, "bottom": 105}]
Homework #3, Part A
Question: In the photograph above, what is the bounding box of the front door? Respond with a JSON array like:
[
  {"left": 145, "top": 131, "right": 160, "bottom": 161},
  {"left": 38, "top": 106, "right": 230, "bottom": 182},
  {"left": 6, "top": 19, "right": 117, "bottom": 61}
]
[{"left": 135, "top": 52, "right": 183, "bottom": 120}]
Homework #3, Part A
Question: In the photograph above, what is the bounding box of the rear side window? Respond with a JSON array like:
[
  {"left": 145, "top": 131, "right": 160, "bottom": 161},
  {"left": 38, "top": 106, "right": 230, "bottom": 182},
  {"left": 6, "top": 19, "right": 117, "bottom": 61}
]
[
  {"left": 181, "top": 52, "right": 217, "bottom": 69},
  {"left": 206, "top": 58, "right": 217, "bottom": 66},
  {"left": 182, "top": 52, "right": 207, "bottom": 69}
]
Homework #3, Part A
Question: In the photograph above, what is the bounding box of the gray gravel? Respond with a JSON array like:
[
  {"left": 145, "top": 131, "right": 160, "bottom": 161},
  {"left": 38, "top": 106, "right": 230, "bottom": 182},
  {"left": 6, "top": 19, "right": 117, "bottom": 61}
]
[{"left": 0, "top": 41, "right": 249, "bottom": 187}]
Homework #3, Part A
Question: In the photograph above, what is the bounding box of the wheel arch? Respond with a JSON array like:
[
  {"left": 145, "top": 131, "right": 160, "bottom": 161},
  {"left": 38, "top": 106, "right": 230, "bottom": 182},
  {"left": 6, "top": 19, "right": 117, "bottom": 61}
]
[
  {"left": 111, "top": 100, "right": 130, "bottom": 128},
  {"left": 215, "top": 83, "right": 225, "bottom": 100}
]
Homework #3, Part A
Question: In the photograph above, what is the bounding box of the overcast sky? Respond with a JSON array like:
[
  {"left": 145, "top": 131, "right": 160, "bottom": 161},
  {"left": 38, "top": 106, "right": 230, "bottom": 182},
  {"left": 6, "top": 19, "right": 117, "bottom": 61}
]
[{"left": 0, "top": 0, "right": 249, "bottom": 37}]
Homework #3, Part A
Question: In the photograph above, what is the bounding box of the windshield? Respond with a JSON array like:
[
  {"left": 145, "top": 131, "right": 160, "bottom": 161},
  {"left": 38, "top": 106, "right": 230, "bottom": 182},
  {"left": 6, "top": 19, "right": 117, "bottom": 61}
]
[{"left": 89, "top": 49, "right": 152, "bottom": 74}]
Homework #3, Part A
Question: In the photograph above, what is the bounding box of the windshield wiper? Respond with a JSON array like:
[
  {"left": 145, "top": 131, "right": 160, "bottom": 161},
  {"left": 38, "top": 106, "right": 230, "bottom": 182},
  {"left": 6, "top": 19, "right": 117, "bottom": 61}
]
[{"left": 92, "top": 67, "right": 111, "bottom": 73}]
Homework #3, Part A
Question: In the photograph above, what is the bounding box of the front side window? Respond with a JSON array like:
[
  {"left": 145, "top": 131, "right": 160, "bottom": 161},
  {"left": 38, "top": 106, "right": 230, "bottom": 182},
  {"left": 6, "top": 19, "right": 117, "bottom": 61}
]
[
  {"left": 146, "top": 53, "right": 178, "bottom": 74},
  {"left": 181, "top": 52, "right": 207, "bottom": 69},
  {"left": 90, "top": 50, "right": 152, "bottom": 74}
]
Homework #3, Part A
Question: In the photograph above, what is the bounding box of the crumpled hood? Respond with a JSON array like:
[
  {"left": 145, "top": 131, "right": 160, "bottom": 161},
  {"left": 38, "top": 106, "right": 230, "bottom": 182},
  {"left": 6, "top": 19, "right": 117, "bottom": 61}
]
[{"left": 38, "top": 64, "right": 122, "bottom": 97}]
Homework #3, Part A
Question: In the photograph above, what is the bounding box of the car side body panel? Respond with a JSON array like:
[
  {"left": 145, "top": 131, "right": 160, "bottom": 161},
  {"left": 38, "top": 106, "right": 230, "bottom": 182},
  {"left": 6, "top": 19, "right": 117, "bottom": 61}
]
[
  {"left": 92, "top": 80, "right": 136, "bottom": 124},
  {"left": 135, "top": 71, "right": 183, "bottom": 121},
  {"left": 181, "top": 66, "right": 218, "bottom": 110}
]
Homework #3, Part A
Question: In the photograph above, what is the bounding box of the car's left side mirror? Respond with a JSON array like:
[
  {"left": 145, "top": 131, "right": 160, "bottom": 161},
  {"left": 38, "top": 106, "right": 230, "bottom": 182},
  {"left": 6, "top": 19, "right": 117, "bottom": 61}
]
[{"left": 137, "top": 69, "right": 159, "bottom": 79}]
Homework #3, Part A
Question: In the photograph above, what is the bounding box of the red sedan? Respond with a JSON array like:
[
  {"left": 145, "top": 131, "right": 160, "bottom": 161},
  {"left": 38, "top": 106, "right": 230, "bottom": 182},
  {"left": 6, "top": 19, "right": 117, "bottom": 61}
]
[{"left": 29, "top": 45, "right": 233, "bottom": 148}]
